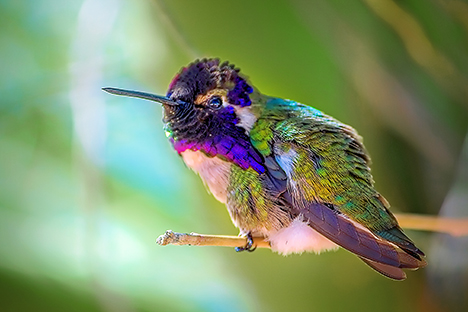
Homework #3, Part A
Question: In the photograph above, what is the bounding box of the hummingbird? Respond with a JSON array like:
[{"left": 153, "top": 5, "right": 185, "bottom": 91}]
[{"left": 103, "top": 58, "right": 426, "bottom": 280}]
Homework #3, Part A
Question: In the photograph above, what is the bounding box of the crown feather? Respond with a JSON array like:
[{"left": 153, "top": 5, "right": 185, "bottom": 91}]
[{"left": 167, "top": 58, "right": 253, "bottom": 107}]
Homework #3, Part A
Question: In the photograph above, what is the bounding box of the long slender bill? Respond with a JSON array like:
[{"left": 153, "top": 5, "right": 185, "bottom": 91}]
[{"left": 102, "top": 87, "right": 178, "bottom": 106}]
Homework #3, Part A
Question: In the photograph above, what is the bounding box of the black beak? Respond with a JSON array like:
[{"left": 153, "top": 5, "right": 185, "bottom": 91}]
[{"left": 102, "top": 87, "right": 179, "bottom": 107}]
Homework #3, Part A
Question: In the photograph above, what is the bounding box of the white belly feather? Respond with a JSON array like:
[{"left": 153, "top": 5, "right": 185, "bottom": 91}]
[
  {"left": 268, "top": 217, "right": 338, "bottom": 255},
  {"left": 181, "top": 150, "right": 231, "bottom": 203}
]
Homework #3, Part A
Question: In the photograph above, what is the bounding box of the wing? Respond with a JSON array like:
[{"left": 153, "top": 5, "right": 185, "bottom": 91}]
[
  {"left": 252, "top": 98, "right": 426, "bottom": 278},
  {"left": 300, "top": 202, "right": 426, "bottom": 280}
]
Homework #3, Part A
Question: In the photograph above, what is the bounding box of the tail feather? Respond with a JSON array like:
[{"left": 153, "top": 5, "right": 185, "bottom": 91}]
[
  {"left": 359, "top": 257, "right": 406, "bottom": 280},
  {"left": 301, "top": 203, "right": 427, "bottom": 273},
  {"left": 377, "top": 226, "right": 425, "bottom": 259}
]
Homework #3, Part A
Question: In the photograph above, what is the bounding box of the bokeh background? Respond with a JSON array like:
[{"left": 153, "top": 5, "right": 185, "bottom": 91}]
[{"left": 1, "top": 0, "right": 468, "bottom": 311}]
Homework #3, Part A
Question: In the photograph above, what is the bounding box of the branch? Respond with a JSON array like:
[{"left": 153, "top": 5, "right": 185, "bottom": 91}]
[
  {"left": 156, "top": 214, "right": 468, "bottom": 249},
  {"left": 394, "top": 213, "right": 468, "bottom": 237},
  {"left": 156, "top": 230, "right": 270, "bottom": 248}
]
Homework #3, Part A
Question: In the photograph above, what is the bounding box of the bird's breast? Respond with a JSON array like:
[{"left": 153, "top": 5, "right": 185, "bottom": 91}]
[{"left": 180, "top": 149, "right": 231, "bottom": 203}]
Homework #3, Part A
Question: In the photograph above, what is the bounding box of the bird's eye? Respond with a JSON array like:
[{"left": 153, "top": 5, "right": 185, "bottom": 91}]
[{"left": 208, "top": 96, "right": 223, "bottom": 109}]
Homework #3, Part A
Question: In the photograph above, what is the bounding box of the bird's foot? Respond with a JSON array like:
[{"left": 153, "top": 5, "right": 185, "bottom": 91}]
[{"left": 235, "top": 232, "right": 257, "bottom": 252}]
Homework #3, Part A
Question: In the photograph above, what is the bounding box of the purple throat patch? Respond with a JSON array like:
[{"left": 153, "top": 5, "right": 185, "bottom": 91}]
[{"left": 171, "top": 137, "right": 265, "bottom": 174}]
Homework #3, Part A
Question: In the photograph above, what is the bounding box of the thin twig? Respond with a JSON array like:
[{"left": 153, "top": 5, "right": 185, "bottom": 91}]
[
  {"left": 156, "top": 214, "right": 468, "bottom": 249},
  {"left": 156, "top": 230, "right": 270, "bottom": 248},
  {"left": 394, "top": 213, "right": 468, "bottom": 236}
]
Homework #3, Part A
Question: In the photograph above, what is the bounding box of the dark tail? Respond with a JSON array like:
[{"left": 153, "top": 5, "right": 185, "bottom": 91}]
[
  {"left": 359, "top": 257, "right": 407, "bottom": 280},
  {"left": 301, "top": 202, "right": 426, "bottom": 279}
]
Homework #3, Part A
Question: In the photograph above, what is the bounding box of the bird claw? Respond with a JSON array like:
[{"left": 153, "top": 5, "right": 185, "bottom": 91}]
[{"left": 235, "top": 232, "right": 257, "bottom": 252}]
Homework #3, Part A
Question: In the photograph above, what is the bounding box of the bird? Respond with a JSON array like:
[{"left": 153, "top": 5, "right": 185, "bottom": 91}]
[{"left": 103, "top": 58, "right": 426, "bottom": 280}]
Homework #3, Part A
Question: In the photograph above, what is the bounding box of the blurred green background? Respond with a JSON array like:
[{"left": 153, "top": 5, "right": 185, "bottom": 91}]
[{"left": 1, "top": 0, "right": 468, "bottom": 311}]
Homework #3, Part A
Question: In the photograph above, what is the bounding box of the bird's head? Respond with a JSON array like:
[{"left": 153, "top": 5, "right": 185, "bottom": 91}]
[{"left": 103, "top": 59, "right": 264, "bottom": 171}]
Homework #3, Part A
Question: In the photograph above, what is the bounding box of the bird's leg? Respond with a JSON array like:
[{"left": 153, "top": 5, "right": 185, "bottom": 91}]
[{"left": 235, "top": 232, "right": 257, "bottom": 252}]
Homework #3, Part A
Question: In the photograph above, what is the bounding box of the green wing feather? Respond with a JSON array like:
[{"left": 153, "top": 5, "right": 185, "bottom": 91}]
[
  {"left": 259, "top": 98, "right": 391, "bottom": 229},
  {"left": 226, "top": 97, "right": 425, "bottom": 279},
  {"left": 255, "top": 98, "right": 424, "bottom": 257}
]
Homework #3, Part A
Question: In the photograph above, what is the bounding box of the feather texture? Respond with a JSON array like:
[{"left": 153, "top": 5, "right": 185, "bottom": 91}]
[
  {"left": 108, "top": 59, "right": 427, "bottom": 280},
  {"left": 230, "top": 96, "right": 427, "bottom": 279}
]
